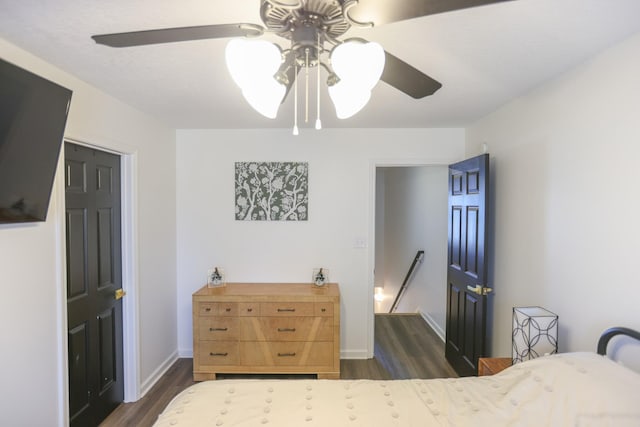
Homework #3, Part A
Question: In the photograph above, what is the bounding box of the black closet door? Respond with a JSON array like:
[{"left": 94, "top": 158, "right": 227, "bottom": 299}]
[{"left": 66, "top": 142, "right": 123, "bottom": 426}]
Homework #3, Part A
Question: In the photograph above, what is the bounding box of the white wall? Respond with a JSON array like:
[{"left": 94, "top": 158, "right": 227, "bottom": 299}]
[
  {"left": 176, "top": 129, "right": 464, "bottom": 358},
  {"left": 374, "top": 166, "right": 449, "bottom": 339},
  {"left": 0, "top": 39, "right": 177, "bottom": 426},
  {"left": 466, "top": 32, "right": 640, "bottom": 357}
]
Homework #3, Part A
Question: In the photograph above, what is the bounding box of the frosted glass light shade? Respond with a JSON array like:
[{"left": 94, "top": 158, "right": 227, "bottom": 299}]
[
  {"left": 225, "top": 39, "right": 285, "bottom": 119},
  {"left": 328, "top": 84, "right": 371, "bottom": 119},
  {"left": 328, "top": 40, "right": 385, "bottom": 119},
  {"left": 240, "top": 80, "right": 286, "bottom": 119}
]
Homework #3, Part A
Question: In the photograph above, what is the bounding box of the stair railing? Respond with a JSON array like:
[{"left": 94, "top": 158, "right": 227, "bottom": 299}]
[{"left": 389, "top": 250, "right": 425, "bottom": 313}]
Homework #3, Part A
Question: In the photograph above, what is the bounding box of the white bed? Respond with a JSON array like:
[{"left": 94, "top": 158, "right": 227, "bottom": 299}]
[{"left": 154, "top": 330, "right": 640, "bottom": 426}]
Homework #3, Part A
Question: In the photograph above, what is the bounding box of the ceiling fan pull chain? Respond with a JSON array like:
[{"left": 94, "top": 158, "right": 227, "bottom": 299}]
[
  {"left": 293, "top": 63, "right": 299, "bottom": 136},
  {"left": 316, "top": 33, "right": 322, "bottom": 130},
  {"left": 305, "top": 48, "right": 309, "bottom": 123}
]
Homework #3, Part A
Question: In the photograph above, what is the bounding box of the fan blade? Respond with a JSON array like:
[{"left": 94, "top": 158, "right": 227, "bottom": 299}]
[
  {"left": 344, "top": 0, "right": 515, "bottom": 26},
  {"left": 381, "top": 51, "right": 442, "bottom": 99},
  {"left": 92, "top": 23, "right": 264, "bottom": 47}
]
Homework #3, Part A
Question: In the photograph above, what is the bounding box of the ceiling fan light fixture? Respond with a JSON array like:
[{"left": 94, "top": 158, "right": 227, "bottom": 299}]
[
  {"left": 328, "top": 83, "right": 372, "bottom": 119},
  {"left": 328, "top": 40, "right": 385, "bottom": 119},
  {"left": 241, "top": 82, "right": 286, "bottom": 119},
  {"left": 330, "top": 40, "right": 385, "bottom": 88},
  {"left": 226, "top": 38, "right": 286, "bottom": 118}
]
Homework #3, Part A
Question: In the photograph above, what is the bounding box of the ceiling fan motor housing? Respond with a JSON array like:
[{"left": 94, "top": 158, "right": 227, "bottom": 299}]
[
  {"left": 291, "top": 21, "right": 322, "bottom": 66},
  {"left": 261, "top": 0, "right": 351, "bottom": 68}
]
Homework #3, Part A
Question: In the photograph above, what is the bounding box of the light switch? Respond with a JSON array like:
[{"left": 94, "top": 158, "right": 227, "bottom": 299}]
[{"left": 353, "top": 237, "right": 367, "bottom": 248}]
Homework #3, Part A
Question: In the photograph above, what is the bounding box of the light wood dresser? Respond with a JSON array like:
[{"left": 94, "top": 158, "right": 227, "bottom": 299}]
[{"left": 192, "top": 282, "right": 340, "bottom": 380}]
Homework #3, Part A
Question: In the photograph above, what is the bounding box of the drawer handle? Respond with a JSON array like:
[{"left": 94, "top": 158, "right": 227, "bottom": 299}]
[
  {"left": 321, "top": 308, "right": 326, "bottom": 312},
  {"left": 247, "top": 308, "right": 253, "bottom": 312},
  {"left": 277, "top": 308, "right": 296, "bottom": 312},
  {"left": 277, "top": 328, "right": 296, "bottom": 332},
  {"left": 204, "top": 308, "right": 212, "bottom": 312},
  {"left": 209, "top": 327, "right": 228, "bottom": 332},
  {"left": 209, "top": 352, "right": 228, "bottom": 357},
  {"left": 277, "top": 352, "right": 296, "bottom": 357},
  {"left": 225, "top": 308, "right": 231, "bottom": 312}
]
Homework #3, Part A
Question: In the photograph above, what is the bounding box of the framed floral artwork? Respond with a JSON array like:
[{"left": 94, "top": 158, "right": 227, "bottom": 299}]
[{"left": 235, "top": 162, "right": 308, "bottom": 221}]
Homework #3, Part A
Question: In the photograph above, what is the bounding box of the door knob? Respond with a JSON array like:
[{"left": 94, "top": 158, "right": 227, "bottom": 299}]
[
  {"left": 467, "top": 285, "right": 493, "bottom": 296},
  {"left": 115, "top": 288, "right": 126, "bottom": 300}
]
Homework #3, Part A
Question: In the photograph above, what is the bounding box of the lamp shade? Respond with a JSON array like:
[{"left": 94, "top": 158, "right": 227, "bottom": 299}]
[
  {"left": 512, "top": 306, "right": 558, "bottom": 364},
  {"left": 328, "top": 40, "right": 385, "bottom": 119},
  {"left": 225, "top": 39, "right": 286, "bottom": 118}
]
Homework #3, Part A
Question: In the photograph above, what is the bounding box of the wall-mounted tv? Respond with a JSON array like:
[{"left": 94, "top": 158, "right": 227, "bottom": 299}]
[{"left": 0, "top": 58, "right": 72, "bottom": 224}]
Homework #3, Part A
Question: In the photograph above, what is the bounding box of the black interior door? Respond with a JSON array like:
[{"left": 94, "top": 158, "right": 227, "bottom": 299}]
[
  {"left": 445, "top": 154, "right": 491, "bottom": 377},
  {"left": 65, "top": 142, "right": 123, "bottom": 426}
]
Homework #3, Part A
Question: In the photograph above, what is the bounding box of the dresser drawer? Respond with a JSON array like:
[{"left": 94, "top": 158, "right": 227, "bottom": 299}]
[
  {"left": 198, "top": 341, "right": 239, "bottom": 366},
  {"left": 240, "top": 341, "right": 333, "bottom": 367},
  {"left": 261, "top": 302, "right": 314, "bottom": 316},
  {"left": 237, "top": 302, "right": 260, "bottom": 316},
  {"left": 198, "top": 302, "right": 237, "bottom": 316},
  {"left": 315, "top": 302, "right": 333, "bottom": 316},
  {"left": 198, "top": 317, "right": 239, "bottom": 341},
  {"left": 239, "top": 317, "right": 333, "bottom": 341}
]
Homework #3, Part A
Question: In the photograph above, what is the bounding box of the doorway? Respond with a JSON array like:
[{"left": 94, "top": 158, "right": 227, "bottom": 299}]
[
  {"left": 373, "top": 165, "right": 448, "bottom": 336},
  {"left": 65, "top": 142, "right": 124, "bottom": 426}
]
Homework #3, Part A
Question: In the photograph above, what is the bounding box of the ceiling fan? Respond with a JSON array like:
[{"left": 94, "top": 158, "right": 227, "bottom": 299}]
[{"left": 92, "top": 0, "right": 514, "bottom": 125}]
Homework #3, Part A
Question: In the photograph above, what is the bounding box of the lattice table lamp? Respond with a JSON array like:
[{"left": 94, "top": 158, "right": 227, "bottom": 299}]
[{"left": 512, "top": 306, "right": 558, "bottom": 364}]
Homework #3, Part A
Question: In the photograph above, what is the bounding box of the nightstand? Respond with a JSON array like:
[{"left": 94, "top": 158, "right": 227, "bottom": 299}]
[{"left": 478, "top": 357, "right": 512, "bottom": 376}]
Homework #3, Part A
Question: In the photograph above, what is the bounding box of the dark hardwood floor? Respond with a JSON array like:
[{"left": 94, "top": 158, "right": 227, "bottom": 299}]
[
  {"left": 373, "top": 313, "right": 458, "bottom": 379},
  {"left": 100, "top": 358, "right": 195, "bottom": 427},
  {"left": 100, "top": 314, "right": 456, "bottom": 426}
]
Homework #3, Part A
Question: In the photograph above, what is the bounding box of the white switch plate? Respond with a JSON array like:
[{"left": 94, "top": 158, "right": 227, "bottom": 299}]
[{"left": 353, "top": 237, "right": 367, "bottom": 248}]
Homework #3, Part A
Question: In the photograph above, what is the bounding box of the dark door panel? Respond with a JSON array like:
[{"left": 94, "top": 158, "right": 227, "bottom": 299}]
[
  {"left": 66, "top": 208, "right": 88, "bottom": 300},
  {"left": 98, "top": 307, "right": 117, "bottom": 392},
  {"left": 68, "top": 322, "right": 89, "bottom": 420},
  {"left": 66, "top": 143, "right": 123, "bottom": 426},
  {"left": 97, "top": 207, "right": 115, "bottom": 287}
]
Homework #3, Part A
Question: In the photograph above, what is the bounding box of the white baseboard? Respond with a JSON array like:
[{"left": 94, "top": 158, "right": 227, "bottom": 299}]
[
  {"left": 417, "top": 309, "right": 445, "bottom": 342},
  {"left": 340, "top": 349, "right": 371, "bottom": 359},
  {"left": 178, "top": 348, "right": 193, "bottom": 358},
  {"left": 139, "top": 350, "right": 179, "bottom": 398}
]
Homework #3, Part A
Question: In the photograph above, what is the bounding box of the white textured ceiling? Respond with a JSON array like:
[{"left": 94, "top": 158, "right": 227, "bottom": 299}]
[{"left": 1, "top": 0, "right": 640, "bottom": 129}]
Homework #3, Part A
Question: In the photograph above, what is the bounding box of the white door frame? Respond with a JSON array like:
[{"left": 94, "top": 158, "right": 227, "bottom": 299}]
[{"left": 55, "top": 137, "right": 140, "bottom": 426}]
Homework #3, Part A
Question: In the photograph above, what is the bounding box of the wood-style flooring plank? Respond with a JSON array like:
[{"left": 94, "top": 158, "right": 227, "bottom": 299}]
[
  {"left": 374, "top": 314, "right": 458, "bottom": 379},
  {"left": 100, "top": 358, "right": 195, "bottom": 427},
  {"left": 340, "top": 357, "right": 391, "bottom": 380}
]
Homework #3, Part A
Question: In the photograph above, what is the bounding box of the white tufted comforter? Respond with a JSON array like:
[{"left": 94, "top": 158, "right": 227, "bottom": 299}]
[{"left": 154, "top": 353, "right": 640, "bottom": 426}]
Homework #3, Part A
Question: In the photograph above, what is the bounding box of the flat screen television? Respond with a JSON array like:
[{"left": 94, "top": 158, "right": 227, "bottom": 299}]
[{"left": 0, "top": 58, "right": 72, "bottom": 224}]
